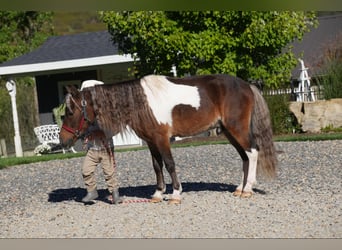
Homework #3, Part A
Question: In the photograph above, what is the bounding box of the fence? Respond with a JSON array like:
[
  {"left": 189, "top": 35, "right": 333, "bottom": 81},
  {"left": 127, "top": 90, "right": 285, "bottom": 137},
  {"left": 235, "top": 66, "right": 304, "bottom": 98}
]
[{"left": 261, "top": 85, "right": 324, "bottom": 101}]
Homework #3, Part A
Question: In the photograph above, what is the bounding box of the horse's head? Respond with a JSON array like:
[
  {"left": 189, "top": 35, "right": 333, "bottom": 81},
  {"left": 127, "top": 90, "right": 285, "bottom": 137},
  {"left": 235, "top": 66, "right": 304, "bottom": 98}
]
[{"left": 59, "top": 85, "right": 96, "bottom": 148}]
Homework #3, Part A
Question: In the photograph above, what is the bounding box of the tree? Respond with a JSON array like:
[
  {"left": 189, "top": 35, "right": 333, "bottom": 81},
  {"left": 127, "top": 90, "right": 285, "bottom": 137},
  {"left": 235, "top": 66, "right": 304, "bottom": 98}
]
[
  {"left": 0, "top": 11, "right": 54, "bottom": 153},
  {"left": 0, "top": 11, "right": 53, "bottom": 63},
  {"left": 100, "top": 11, "right": 317, "bottom": 88}
]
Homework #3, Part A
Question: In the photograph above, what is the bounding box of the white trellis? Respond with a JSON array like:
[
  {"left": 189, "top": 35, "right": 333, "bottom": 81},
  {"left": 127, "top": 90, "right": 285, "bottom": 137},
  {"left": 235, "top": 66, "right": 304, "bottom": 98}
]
[{"left": 295, "top": 59, "right": 316, "bottom": 102}]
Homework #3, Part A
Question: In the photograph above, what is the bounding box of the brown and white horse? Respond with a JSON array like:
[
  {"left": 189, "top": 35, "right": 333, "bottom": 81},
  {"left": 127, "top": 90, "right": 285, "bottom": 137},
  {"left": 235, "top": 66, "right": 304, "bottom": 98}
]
[{"left": 60, "top": 74, "right": 277, "bottom": 204}]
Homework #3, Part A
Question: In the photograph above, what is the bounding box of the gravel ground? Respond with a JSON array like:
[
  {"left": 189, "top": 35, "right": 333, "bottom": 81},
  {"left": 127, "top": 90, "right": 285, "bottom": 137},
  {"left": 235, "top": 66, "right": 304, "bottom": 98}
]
[{"left": 0, "top": 140, "right": 341, "bottom": 238}]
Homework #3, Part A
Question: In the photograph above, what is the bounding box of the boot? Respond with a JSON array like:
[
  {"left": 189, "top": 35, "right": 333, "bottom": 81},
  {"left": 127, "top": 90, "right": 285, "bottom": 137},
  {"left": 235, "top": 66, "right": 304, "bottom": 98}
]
[
  {"left": 111, "top": 189, "right": 123, "bottom": 204},
  {"left": 82, "top": 189, "right": 99, "bottom": 203}
]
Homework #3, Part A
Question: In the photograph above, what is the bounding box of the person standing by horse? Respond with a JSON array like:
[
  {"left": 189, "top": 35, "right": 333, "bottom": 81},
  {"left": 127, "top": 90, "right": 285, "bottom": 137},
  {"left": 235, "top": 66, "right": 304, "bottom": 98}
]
[
  {"left": 80, "top": 124, "right": 122, "bottom": 204},
  {"left": 80, "top": 80, "right": 123, "bottom": 204},
  {"left": 62, "top": 80, "right": 123, "bottom": 204}
]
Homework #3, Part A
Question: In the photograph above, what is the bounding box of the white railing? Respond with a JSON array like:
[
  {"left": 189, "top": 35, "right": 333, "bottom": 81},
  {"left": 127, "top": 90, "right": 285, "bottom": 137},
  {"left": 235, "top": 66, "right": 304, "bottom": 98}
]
[{"left": 262, "top": 85, "right": 323, "bottom": 101}]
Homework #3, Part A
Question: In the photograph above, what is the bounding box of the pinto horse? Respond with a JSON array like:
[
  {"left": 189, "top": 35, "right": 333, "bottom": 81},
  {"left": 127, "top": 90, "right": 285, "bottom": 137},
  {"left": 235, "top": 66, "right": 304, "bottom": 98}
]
[{"left": 60, "top": 74, "right": 277, "bottom": 204}]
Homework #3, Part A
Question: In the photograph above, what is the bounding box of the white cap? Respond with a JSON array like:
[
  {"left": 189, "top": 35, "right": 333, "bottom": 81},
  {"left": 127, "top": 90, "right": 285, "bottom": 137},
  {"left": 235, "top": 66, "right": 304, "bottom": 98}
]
[{"left": 81, "top": 80, "right": 104, "bottom": 90}]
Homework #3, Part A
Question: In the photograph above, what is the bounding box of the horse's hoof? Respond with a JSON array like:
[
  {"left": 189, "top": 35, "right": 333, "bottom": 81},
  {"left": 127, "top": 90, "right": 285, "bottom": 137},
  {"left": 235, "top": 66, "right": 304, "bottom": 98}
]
[
  {"left": 150, "top": 197, "right": 163, "bottom": 203},
  {"left": 240, "top": 191, "right": 253, "bottom": 198},
  {"left": 233, "top": 190, "right": 242, "bottom": 197},
  {"left": 168, "top": 198, "right": 181, "bottom": 205}
]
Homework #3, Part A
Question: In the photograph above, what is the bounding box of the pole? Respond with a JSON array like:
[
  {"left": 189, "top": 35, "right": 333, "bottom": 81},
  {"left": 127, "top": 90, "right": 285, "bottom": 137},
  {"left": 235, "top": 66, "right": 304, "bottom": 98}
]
[
  {"left": 6, "top": 79, "right": 23, "bottom": 157},
  {"left": 170, "top": 64, "right": 177, "bottom": 77}
]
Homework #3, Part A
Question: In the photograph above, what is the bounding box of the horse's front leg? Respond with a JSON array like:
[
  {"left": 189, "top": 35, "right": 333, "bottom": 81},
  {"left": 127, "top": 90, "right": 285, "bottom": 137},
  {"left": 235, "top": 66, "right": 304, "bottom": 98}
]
[
  {"left": 148, "top": 137, "right": 182, "bottom": 204},
  {"left": 164, "top": 153, "right": 182, "bottom": 204},
  {"left": 148, "top": 144, "right": 166, "bottom": 203}
]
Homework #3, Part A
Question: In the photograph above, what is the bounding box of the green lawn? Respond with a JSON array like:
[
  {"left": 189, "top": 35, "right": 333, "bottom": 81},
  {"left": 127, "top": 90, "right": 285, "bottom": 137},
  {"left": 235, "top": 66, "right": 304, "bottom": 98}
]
[{"left": 1, "top": 132, "right": 342, "bottom": 169}]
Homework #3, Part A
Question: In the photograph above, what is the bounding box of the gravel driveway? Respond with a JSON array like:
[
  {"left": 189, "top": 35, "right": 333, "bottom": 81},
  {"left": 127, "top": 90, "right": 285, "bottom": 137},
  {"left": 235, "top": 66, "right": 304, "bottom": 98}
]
[{"left": 0, "top": 140, "right": 341, "bottom": 238}]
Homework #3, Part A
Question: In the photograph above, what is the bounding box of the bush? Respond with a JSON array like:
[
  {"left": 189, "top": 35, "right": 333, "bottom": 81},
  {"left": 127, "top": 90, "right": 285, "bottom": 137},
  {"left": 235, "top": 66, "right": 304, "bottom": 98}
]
[
  {"left": 264, "top": 94, "right": 300, "bottom": 135},
  {"left": 314, "top": 33, "right": 342, "bottom": 100},
  {"left": 33, "top": 144, "right": 51, "bottom": 155},
  {"left": 316, "top": 60, "right": 342, "bottom": 99}
]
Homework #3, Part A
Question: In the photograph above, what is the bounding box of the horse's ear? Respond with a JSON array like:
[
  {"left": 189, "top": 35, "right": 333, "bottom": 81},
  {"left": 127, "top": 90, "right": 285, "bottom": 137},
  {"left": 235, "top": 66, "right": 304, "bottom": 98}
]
[{"left": 65, "top": 85, "right": 80, "bottom": 98}]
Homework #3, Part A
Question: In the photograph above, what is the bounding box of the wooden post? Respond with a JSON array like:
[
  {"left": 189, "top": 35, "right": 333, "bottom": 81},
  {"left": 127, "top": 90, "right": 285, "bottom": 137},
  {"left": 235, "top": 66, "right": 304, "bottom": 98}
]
[{"left": 0, "top": 138, "right": 7, "bottom": 157}]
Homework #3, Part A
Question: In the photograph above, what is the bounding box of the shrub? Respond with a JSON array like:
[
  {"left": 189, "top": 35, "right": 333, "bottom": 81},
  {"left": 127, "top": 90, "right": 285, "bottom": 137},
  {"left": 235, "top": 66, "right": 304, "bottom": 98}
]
[
  {"left": 316, "top": 60, "right": 342, "bottom": 99},
  {"left": 264, "top": 94, "right": 300, "bottom": 135},
  {"left": 314, "top": 33, "right": 342, "bottom": 99},
  {"left": 33, "top": 144, "right": 51, "bottom": 155}
]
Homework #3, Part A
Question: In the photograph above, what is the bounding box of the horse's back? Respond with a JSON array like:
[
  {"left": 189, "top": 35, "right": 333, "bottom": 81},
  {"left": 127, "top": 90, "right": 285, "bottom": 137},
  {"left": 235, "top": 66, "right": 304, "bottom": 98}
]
[
  {"left": 165, "top": 74, "right": 252, "bottom": 99},
  {"left": 166, "top": 74, "right": 248, "bottom": 87},
  {"left": 165, "top": 74, "right": 253, "bottom": 107}
]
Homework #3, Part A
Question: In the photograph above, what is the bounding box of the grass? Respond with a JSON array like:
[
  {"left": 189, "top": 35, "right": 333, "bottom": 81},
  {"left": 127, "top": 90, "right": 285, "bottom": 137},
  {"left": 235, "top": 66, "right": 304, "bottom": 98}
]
[
  {"left": 0, "top": 152, "right": 86, "bottom": 169},
  {"left": 274, "top": 132, "right": 342, "bottom": 142},
  {"left": 1, "top": 132, "right": 342, "bottom": 169}
]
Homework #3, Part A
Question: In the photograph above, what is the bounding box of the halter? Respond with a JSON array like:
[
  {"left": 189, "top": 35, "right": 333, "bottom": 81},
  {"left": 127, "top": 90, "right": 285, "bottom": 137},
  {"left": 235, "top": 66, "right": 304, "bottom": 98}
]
[{"left": 61, "top": 93, "right": 92, "bottom": 139}]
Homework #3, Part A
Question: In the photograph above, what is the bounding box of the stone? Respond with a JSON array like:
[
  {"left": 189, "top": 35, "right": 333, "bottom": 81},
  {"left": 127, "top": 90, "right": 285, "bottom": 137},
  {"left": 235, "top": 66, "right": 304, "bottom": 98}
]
[{"left": 289, "top": 98, "right": 342, "bottom": 132}]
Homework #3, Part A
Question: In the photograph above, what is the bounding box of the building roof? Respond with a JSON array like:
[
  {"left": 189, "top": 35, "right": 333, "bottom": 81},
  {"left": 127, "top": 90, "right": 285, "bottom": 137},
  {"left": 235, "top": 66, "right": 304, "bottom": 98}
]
[{"left": 0, "top": 30, "right": 133, "bottom": 77}]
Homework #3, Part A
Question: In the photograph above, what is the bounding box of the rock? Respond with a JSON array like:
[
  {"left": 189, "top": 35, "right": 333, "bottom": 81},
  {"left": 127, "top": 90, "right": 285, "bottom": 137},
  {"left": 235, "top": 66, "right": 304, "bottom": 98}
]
[{"left": 289, "top": 98, "right": 342, "bottom": 132}]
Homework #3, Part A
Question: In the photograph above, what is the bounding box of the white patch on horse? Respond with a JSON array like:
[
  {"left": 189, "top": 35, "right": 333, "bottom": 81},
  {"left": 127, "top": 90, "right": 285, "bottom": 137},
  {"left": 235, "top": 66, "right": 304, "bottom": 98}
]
[
  {"left": 140, "top": 75, "right": 200, "bottom": 125},
  {"left": 152, "top": 190, "right": 164, "bottom": 200},
  {"left": 168, "top": 183, "right": 183, "bottom": 201},
  {"left": 81, "top": 80, "right": 104, "bottom": 90}
]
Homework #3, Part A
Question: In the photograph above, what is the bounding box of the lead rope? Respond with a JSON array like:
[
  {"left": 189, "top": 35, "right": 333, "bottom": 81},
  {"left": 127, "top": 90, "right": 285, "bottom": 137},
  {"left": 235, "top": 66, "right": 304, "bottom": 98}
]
[{"left": 101, "top": 139, "right": 152, "bottom": 204}]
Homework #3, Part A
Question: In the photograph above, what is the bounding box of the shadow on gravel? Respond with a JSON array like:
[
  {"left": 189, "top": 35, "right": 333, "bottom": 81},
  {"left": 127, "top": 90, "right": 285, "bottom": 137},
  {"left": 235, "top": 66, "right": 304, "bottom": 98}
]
[{"left": 48, "top": 182, "right": 265, "bottom": 204}]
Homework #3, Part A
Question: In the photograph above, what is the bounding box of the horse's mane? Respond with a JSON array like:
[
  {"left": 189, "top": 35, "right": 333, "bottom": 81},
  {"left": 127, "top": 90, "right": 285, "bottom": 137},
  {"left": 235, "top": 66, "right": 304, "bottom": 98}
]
[{"left": 89, "top": 79, "right": 157, "bottom": 136}]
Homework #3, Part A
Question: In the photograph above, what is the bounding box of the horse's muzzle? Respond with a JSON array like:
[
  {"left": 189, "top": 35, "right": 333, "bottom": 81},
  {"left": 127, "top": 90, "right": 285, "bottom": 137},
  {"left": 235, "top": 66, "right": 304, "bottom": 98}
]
[{"left": 59, "top": 137, "right": 74, "bottom": 149}]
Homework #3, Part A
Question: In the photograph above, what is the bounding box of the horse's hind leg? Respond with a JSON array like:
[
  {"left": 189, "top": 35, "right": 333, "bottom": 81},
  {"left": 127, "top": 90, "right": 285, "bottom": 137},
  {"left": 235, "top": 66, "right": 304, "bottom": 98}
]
[
  {"left": 147, "top": 143, "right": 166, "bottom": 202},
  {"left": 221, "top": 120, "right": 258, "bottom": 198},
  {"left": 234, "top": 148, "right": 258, "bottom": 198}
]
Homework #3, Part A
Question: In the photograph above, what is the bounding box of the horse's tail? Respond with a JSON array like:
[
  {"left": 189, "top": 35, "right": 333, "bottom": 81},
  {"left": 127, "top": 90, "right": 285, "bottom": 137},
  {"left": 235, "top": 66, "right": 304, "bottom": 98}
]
[{"left": 250, "top": 85, "right": 277, "bottom": 178}]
